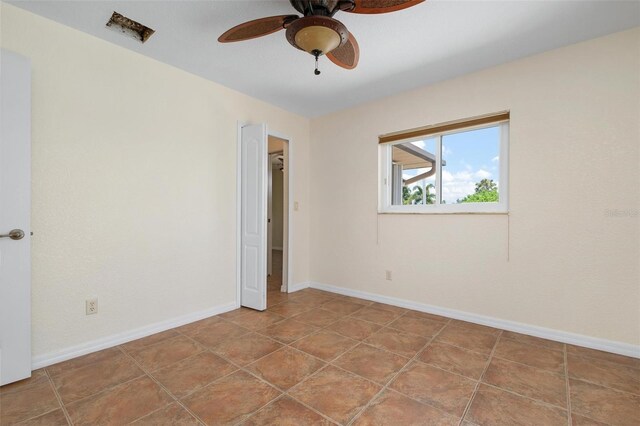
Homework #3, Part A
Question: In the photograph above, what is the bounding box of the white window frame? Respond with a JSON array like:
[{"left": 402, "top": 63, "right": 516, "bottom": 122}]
[{"left": 379, "top": 122, "right": 509, "bottom": 214}]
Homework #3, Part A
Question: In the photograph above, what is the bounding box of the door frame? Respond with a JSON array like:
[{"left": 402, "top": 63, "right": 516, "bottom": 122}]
[{"left": 236, "top": 123, "right": 293, "bottom": 308}]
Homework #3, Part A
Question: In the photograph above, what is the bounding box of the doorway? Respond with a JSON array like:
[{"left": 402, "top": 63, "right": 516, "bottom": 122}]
[
  {"left": 237, "top": 124, "right": 291, "bottom": 311},
  {"left": 268, "top": 136, "right": 287, "bottom": 297}
]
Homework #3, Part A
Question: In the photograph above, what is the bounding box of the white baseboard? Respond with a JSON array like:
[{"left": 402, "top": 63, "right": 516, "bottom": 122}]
[
  {"left": 288, "top": 281, "right": 311, "bottom": 293},
  {"left": 32, "top": 301, "right": 238, "bottom": 370},
  {"left": 310, "top": 281, "right": 640, "bottom": 359}
]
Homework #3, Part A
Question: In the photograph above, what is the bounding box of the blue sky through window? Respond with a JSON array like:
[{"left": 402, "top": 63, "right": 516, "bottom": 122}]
[{"left": 402, "top": 126, "right": 500, "bottom": 204}]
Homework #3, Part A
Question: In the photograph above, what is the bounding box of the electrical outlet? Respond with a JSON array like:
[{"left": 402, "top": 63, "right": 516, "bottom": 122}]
[
  {"left": 385, "top": 270, "right": 392, "bottom": 281},
  {"left": 86, "top": 298, "right": 98, "bottom": 315}
]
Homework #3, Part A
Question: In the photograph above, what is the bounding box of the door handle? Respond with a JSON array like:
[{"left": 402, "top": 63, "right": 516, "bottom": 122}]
[{"left": 0, "top": 229, "right": 25, "bottom": 240}]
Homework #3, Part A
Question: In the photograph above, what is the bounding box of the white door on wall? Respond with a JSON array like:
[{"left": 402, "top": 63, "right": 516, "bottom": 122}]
[
  {"left": 0, "top": 50, "right": 32, "bottom": 386},
  {"left": 267, "top": 156, "right": 273, "bottom": 277},
  {"left": 240, "top": 124, "right": 267, "bottom": 311}
]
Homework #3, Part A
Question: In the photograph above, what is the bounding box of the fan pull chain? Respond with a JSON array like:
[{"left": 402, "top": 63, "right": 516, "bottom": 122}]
[{"left": 313, "top": 50, "right": 321, "bottom": 75}]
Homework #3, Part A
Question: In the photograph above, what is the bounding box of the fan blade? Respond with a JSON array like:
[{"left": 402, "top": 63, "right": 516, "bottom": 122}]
[
  {"left": 346, "top": 0, "right": 424, "bottom": 14},
  {"left": 327, "top": 32, "right": 359, "bottom": 70},
  {"left": 218, "top": 15, "right": 298, "bottom": 43}
]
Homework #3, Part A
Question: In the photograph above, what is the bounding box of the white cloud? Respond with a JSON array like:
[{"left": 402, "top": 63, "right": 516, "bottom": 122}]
[
  {"left": 492, "top": 156, "right": 500, "bottom": 162},
  {"left": 440, "top": 169, "right": 493, "bottom": 203},
  {"left": 475, "top": 169, "right": 492, "bottom": 179},
  {"left": 411, "top": 140, "right": 426, "bottom": 150}
]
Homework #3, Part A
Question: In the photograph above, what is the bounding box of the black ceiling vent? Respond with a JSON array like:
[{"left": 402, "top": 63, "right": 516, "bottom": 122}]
[{"left": 106, "top": 12, "right": 155, "bottom": 43}]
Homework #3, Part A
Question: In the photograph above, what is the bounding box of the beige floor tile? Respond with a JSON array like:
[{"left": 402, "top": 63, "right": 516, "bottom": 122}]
[
  {"left": 325, "top": 318, "right": 382, "bottom": 340},
  {"left": 388, "top": 316, "right": 447, "bottom": 337},
  {"left": 321, "top": 299, "right": 366, "bottom": 315},
  {"left": 465, "top": 384, "right": 567, "bottom": 426},
  {"left": 368, "top": 303, "right": 408, "bottom": 315},
  {"left": 290, "top": 366, "right": 381, "bottom": 424},
  {"left": 0, "top": 374, "right": 60, "bottom": 425},
  {"left": 566, "top": 345, "right": 640, "bottom": 370},
  {"left": 15, "top": 409, "right": 69, "bottom": 426},
  {"left": 390, "top": 362, "right": 477, "bottom": 417},
  {"left": 365, "top": 328, "right": 429, "bottom": 358},
  {"left": 331, "top": 294, "right": 374, "bottom": 306},
  {"left": 288, "top": 292, "right": 336, "bottom": 307},
  {"left": 569, "top": 378, "right": 640, "bottom": 426},
  {"left": 267, "top": 301, "right": 314, "bottom": 318},
  {"left": 46, "top": 348, "right": 122, "bottom": 378},
  {"left": 435, "top": 325, "right": 498, "bottom": 355},
  {"left": 211, "top": 332, "right": 283, "bottom": 366},
  {"left": 568, "top": 353, "right": 640, "bottom": 395},
  {"left": 227, "top": 310, "right": 287, "bottom": 330},
  {"left": 501, "top": 331, "right": 564, "bottom": 352},
  {"left": 180, "top": 320, "right": 249, "bottom": 348},
  {"left": 259, "top": 319, "right": 319, "bottom": 344},
  {"left": 483, "top": 358, "right": 567, "bottom": 407},
  {"left": 354, "top": 390, "right": 458, "bottom": 426},
  {"left": 333, "top": 344, "right": 409, "bottom": 385},
  {"left": 246, "top": 347, "right": 325, "bottom": 390},
  {"left": 174, "top": 316, "right": 222, "bottom": 336},
  {"left": 131, "top": 402, "right": 199, "bottom": 425},
  {"left": 244, "top": 396, "right": 334, "bottom": 426},
  {"left": 65, "top": 376, "right": 173, "bottom": 425},
  {"left": 127, "top": 335, "right": 204, "bottom": 371},
  {"left": 120, "top": 330, "right": 181, "bottom": 352},
  {"left": 351, "top": 307, "right": 403, "bottom": 325},
  {"left": 181, "top": 371, "right": 281, "bottom": 426},
  {"left": 51, "top": 350, "right": 144, "bottom": 403},
  {"left": 493, "top": 338, "right": 565, "bottom": 374},
  {"left": 449, "top": 320, "right": 501, "bottom": 335},
  {"left": 218, "top": 308, "right": 253, "bottom": 320},
  {"left": 571, "top": 413, "right": 609, "bottom": 426},
  {"left": 418, "top": 342, "right": 490, "bottom": 380},
  {"left": 293, "top": 331, "right": 358, "bottom": 361},
  {"left": 292, "top": 308, "right": 344, "bottom": 327},
  {"left": 152, "top": 351, "right": 236, "bottom": 398},
  {"left": 0, "top": 369, "right": 48, "bottom": 394},
  {"left": 404, "top": 310, "right": 451, "bottom": 323}
]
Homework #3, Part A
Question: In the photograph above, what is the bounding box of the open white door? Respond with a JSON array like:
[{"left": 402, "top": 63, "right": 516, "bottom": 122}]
[
  {"left": 240, "top": 124, "right": 267, "bottom": 311},
  {"left": 0, "top": 50, "right": 32, "bottom": 385}
]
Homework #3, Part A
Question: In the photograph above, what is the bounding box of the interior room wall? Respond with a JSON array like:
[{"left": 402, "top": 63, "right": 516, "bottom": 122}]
[
  {"left": 0, "top": 3, "right": 311, "bottom": 361},
  {"left": 272, "top": 166, "right": 284, "bottom": 250},
  {"left": 309, "top": 28, "right": 640, "bottom": 347}
]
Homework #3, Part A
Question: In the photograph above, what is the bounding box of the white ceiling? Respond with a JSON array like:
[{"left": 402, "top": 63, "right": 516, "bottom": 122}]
[{"left": 8, "top": 0, "right": 640, "bottom": 117}]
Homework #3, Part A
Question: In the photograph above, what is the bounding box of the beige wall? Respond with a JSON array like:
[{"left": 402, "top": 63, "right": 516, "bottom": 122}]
[
  {"left": 1, "top": 4, "right": 311, "bottom": 358},
  {"left": 272, "top": 166, "right": 284, "bottom": 250},
  {"left": 309, "top": 28, "right": 640, "bottom": 346}
]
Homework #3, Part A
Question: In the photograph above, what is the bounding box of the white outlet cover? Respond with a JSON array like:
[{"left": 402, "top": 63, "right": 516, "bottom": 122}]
[{"left": 85, "top": 298, "right": 98, "bottom": 315}]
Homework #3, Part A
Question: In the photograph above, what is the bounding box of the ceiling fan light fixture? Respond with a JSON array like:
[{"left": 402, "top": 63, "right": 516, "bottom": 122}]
[
  {"left": 294, "top": 26, "right": 341, "bottom": 55},
  {"left": 286, "top": 16, "right": 348, "bottom": 56}
]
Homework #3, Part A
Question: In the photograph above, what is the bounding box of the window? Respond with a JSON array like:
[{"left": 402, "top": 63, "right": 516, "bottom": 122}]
[{"left": 379, "top": 112, "right": 509, "bottom": 213}]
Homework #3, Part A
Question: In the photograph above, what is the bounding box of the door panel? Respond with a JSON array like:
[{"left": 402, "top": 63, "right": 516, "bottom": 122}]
[
  {"left": 267, "top": 156, "right": 273, "bottom": 276},
  {"left": 240, "top": 124, "right": 267, "bottom": 311},
  {"left": 0, "top": 50, "right": 32, "bottom": 385}
]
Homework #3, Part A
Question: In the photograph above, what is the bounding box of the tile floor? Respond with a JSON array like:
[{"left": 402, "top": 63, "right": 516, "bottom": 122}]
[{"left": 2, "top": 287, "right": 639, "bottom": 424}]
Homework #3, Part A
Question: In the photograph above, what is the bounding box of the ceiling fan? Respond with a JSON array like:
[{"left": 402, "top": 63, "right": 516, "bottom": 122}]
[{"left": 218, "top": 0, "right": 425, "bottom": 75}]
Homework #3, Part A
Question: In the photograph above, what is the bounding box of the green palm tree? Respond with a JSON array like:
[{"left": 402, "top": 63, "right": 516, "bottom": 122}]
[
  {"left": 424, "top": 183, "right": 435, "bottom": 204},
  {"left": 411, "top": 186, "right": 423, "bottom": 204},
  {"left": 402, "top": 186, "right": 412, "bottom": 205},
  {"left": 409, "top": 184, "right": 435, "bottom": 205}
]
